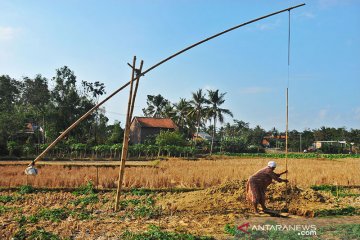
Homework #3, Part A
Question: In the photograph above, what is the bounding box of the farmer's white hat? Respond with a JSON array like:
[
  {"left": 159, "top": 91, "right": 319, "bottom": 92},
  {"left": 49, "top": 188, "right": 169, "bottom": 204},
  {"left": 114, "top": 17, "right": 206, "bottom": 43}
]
[{"left": 268, "top": 161, "right": 277, "bottom": 168}]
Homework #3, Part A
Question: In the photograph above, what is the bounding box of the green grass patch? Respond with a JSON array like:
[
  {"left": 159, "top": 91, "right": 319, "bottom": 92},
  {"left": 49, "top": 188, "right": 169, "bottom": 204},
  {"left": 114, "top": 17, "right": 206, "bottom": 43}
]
[
  {"left": 12, "top": 228, "right": 27, "bottom": 240},
  {"left": 73, "top": 209, "right": 93, "bottom": 220},
  {"left": 70, "top": 193, "right": 98, "bottom": 207},
  {"left": 119, "top": 199, "right": 142, "bottom": 209},
  {"left": 18, "top": 185, "right": 35, "bottom": 194},
  {"left": 318, "top": 224, "right": 360, "bottom": 239},
  {"left": 121, "top": 224, "right": 214, "bottom": 240},
  {"left": 72, "top": 181, "right": 95, "bottom": 196},
  {"left": 217, "top": 152, "right": 360, "bottom": 159},
  {"left": 311, "top": 184, "right": 360, "bottom": 198},
  {"left": 0, "top": 205, "right": 11, "bottom": 215},
  {"left": 27, "top": 207, "right": 92, "bottom": 223},
  {"left": 0, "top": 195, "right": 14, "bottom": 203},
  {"left": 36, "top": 208, "right": 69, "bottom": 222},
  {"left": 315, "top": 206, "right": 357, "bottom": 217},
  {"left": 13, "top": 227, "right": 61, "bottom": 240},
  {"left": 120, "top": 196, "right": 161, "bottom": 219},
  {"left": 130, "top": 188, "right": 153, "bottom": 196}
]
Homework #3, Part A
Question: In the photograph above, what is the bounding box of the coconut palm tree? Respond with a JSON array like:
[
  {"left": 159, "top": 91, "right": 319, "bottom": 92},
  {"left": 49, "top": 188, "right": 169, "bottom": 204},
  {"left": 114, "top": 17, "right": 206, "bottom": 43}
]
[
  {"left": 173, "top": 98, "right": 191, "bottom": 133},
  {"left": 189, "top": 89, "right": 208, "bottom": 139},
  {"left": 142, "top": 94, "right": 170, "bottom": 117},
  {"left": 207, "top": 89, "right": 233, "bottom": 154}
]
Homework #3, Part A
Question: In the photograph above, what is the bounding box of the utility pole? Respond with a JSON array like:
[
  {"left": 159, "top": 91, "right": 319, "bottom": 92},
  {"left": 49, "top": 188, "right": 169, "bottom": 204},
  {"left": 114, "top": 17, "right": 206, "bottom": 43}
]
[{"left": 299, "top": 133, "right": 302, "bottom": 152}]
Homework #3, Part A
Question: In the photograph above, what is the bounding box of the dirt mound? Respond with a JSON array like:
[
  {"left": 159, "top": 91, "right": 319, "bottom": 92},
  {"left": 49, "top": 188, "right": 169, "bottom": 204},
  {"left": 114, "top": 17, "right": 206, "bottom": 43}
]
[{"left": 157, "top": 180, "right": 337, "bottom": 217}]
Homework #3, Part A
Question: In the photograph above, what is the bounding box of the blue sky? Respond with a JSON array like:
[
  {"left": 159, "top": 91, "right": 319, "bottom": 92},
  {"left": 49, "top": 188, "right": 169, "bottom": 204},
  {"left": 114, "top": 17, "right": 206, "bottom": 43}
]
[{"left": 1, "top": 0, "right": 359, "bottom": 131}]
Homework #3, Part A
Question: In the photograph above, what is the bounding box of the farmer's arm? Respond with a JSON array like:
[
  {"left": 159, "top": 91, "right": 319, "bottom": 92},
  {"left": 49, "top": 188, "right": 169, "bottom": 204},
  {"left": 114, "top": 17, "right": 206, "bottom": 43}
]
[{"left": 268, "top": 171, "right": 288, "bottom": 183}]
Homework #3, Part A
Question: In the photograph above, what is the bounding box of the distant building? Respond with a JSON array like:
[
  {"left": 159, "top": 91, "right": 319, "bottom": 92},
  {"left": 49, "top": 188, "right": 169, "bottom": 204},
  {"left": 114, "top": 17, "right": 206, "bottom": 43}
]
[
  {"left": 314, "top": 140, "right": 347, "bottom": 149},
  {"left": 129, "top": 117, "right": 178, "bottom": 144},
  {"left": 262, "top": 135, "right": 286, "bottom": 148},
  {"left": 193, "top": 132, "right": 212, "bottom": 141}
]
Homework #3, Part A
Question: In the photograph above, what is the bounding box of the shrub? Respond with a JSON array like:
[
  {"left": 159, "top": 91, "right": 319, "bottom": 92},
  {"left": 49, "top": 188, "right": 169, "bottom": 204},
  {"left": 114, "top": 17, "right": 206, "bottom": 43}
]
[
  {"left": 18, "top": 185, "right": 35, "bottom": 194},
  {"left": 0, "top": 195, "right": 14, "bottom": 203},
  {"left": 36, "top": 208, "right": 69, "bottom": 222},
  {"left": 72, "top": 181, "right": 95, "bottom": 196},
  {"left": 156, "top": 131, "right": 185, "bottom": 147},
  {"left": 71, "top": 194, "right": 98, "bottom": 207}
]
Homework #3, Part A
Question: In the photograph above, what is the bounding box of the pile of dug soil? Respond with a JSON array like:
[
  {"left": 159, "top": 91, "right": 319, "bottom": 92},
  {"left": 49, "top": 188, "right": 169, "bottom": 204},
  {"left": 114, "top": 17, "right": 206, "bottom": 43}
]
[{"left": 157, "top": 180, "right": 341, "bottom": 217}]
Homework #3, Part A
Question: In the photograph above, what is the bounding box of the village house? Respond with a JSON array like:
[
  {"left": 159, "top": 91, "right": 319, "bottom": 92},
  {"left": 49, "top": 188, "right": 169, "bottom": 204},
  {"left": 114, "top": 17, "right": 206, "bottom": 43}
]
[{"left": 129, "top": 117, "right": 178, "bottom": 144}]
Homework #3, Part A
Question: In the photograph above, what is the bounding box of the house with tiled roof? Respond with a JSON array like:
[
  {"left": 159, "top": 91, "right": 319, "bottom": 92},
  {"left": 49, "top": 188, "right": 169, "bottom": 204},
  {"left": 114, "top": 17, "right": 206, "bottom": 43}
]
[{"left": 129, "top": 117, "right": 178, "bottom": 144}]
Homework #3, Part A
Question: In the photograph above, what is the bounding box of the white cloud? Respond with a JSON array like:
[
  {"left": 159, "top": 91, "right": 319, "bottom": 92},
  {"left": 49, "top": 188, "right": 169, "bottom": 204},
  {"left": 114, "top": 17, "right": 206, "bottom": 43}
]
[
  {"left": 318, "top": 108, "right": 328, "bottom": 119},
  {"left": 255, "top": 19, "right": 281, "bottom": 31},
  {"left": 297, "top": 11, "right": 316, "bottom": 19},
  {"left": 0, "top": 26, "right": 20, "bottom": 41},
  {"left": 239, "top": 87, "right": 272, "bottom": 94}
]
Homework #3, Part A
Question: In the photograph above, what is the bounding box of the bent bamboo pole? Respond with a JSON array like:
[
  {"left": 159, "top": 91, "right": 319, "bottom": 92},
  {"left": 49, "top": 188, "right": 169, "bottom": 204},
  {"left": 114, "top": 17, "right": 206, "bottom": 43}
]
[{"left": 31, "top": 3, "right": 305, "bottom": 166}]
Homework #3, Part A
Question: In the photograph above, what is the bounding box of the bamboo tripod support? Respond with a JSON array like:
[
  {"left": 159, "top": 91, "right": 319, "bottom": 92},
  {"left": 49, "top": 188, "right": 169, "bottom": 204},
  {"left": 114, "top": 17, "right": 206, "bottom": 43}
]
[{"left": 114, "top": 57, "right": 144, "bottom": 211}]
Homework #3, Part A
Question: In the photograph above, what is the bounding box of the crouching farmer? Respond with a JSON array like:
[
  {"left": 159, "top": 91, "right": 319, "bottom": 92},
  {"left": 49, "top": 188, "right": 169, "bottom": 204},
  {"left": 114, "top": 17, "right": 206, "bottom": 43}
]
[{"left": 246, "top": 161, "right": 288, "bottom": 214}]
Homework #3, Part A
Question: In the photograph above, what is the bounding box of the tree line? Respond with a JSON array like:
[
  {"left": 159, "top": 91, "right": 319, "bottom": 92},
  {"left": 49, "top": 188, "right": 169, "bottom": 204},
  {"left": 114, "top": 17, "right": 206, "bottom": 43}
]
[{"left": 1, "top": 66, "right": 359, "bottom": 157}]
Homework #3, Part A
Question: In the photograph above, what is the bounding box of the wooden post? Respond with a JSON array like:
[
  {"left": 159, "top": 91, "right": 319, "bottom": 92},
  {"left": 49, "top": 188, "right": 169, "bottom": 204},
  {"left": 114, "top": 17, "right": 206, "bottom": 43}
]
[
  {"left": 114, "top": 56, "right": 143, "bottom": 211},
  {"left": 96, "top": 166, "right": 99, "bottom": 190}
]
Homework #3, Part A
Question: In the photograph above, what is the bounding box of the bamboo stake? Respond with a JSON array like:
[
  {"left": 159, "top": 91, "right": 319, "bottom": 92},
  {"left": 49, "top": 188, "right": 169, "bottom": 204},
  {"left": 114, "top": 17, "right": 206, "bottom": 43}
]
[
  {"left": 129, "top": 60, "right": 144, "bottom": 120},
  {"left": 30, "top": 3, "right": 305, "bottom": 167},
  {"left": 285, "top": 87, "right": 289, "bottom": 179},
  {"left": 114, "top": 57, "right": 144, "bottom": 211},
  {"left": 285, "top": 10, "right": 291, "bottom": 211}
]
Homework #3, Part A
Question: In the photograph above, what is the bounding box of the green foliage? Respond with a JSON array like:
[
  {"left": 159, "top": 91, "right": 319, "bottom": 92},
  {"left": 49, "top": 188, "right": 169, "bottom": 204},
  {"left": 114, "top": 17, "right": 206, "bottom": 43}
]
[
  {"left": 36, "top": 208, "right": 69, "bottom": 222},
  {"left": 315, "top": 206, "right": 357, "bottom": 217},
  {"left": 130, "top": 188, "right": 153, "bottom": 196},
  {"left": 0, "top": 195, "right": 14, "bottom": 203},
  {"left": 0, "top": 205, "right": 11, "bottom": 215},
  {"left": 72, "top": 181, "right": 95, "bottom": 196},
  {"left": 7, "top": 141, "right": 19, "bottom": 156},
  {"left": 107, "top": 121, "right": 124, "bottom": 144},
  {"left": 142, "top": 94, "right": 171, "bottom": 117},
  {"left": 220, "top": 137, "right": 247, "bottom": 153},
  {"left": 12, "top": 228, "right": 27, "bottom": 240},
  {"left": 71, "top": 194, "right": 98, "bottom": 207},
  {"left": 119, "top": 199, "right": 141, "bottom": 210},
  {"left": 132, "top": 204, "right": 160, "bottom": 218},
  {"left": 13, "top": 227, "right": 61, "bottom": 240},
  {"left": 18, "top": 185, "right": 35, "bottom": 194},
  {"left": 120, "top": 195, "right": 161, "bottom": 219},
  {"left": 156, "top": 131, "right": 185, "bottom": 147},
  {"left": 121, "top": 224, "right": 214, "bottom": 240},
  {"left": 74, "top": 209, "right": 93, "bottom": 220},
  {"left": 17, "top": 215, "right": 27, "bottom": 227},
  {"left": 28, "top": 215, "right": 39, "bottom": 223},
  {"left": 311, "top": 185, "right": 360, "bottom": 197},
  {"left": 224, "top": 224, "right": 239, "bottom": 236},
  {"left": 28, "top": 228, "right": 61, "bottom": 240},
  {"left": 318, "top": 224, "right": 360, "bottom": 239}
]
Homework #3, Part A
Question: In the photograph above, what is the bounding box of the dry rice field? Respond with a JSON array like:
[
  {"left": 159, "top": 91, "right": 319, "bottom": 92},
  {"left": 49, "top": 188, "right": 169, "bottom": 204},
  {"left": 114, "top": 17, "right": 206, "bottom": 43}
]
[{"left": 0, "top": 156, "right": 359, "bottom": 189}]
